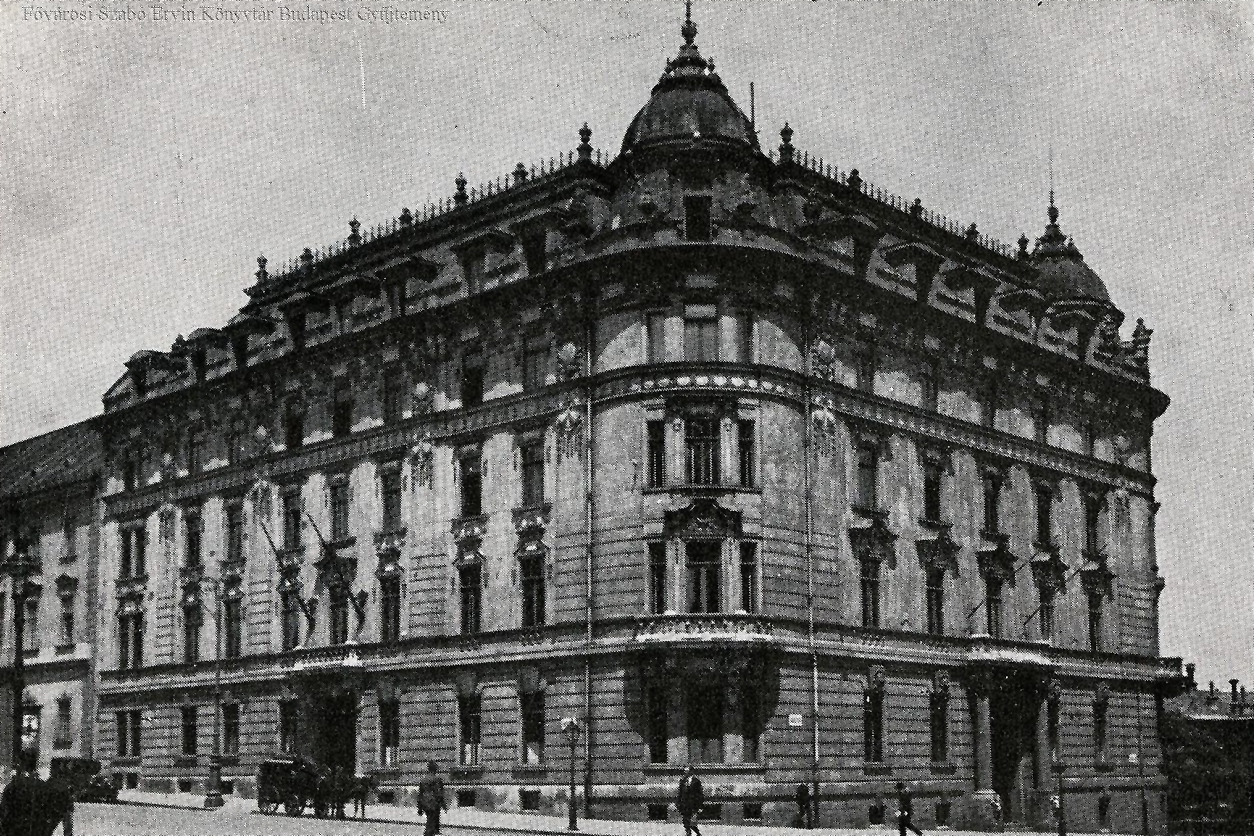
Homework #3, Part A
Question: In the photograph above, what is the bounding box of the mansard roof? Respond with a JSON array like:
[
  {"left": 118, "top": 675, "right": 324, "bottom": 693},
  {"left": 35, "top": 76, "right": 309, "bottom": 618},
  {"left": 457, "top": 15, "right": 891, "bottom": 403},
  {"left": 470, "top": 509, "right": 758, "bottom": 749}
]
[{"left": 0, "top": 420, "right": 101, "bottom": 501}]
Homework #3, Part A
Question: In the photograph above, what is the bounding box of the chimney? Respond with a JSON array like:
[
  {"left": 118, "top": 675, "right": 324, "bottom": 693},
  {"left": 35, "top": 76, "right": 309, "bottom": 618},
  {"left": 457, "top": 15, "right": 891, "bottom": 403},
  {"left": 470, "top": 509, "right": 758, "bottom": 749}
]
[
  {"left": 1186, "top": 663, "right": 1196, "bottom": 690},
  {"left": 1208, "top": 681, "right": 1218, "bottom": 704},
  {"left": 1231, "top": 679, "right": 1241, "bottom": 715}
]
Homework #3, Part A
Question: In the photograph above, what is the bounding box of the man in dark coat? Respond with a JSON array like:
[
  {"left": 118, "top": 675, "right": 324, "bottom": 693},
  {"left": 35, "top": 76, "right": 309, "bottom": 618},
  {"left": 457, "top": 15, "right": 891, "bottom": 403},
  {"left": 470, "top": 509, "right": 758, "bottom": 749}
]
[
  {"left": 1, "top": 749, "right": 69, "bottom": 836},
  {"left": 677, "top": 765, "right": 704, "bottom": 836},
  {"left": 897, "top": 782, "right": 923, "bottom": 836},
  {"left": 418, "top": 760, "right": 446, "bottom": 836}
]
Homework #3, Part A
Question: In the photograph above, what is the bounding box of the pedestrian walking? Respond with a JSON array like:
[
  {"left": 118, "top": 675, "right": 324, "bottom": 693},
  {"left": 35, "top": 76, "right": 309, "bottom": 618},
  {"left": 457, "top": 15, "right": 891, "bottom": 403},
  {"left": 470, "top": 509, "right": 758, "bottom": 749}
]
[
  {"left": 418, "top": 760, "right": 447, "bottom": 836},
  {"left": 896, "top": 782, "right": 924, "bottom": 836},
  {"left": 0, "top": 749, "right": 69, "bottom": 836},
  {"left": 677, "top": 765, "right": 704, "bottom": 836},
  {"left": 795, "top": 782, "right": 812, "bottom": 828}
]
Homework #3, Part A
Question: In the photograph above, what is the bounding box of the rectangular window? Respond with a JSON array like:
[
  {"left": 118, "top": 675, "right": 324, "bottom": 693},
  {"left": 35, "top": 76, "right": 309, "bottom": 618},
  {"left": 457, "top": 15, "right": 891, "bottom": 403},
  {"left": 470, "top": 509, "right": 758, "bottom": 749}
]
[
  {"left": 380, "top": 576, "right": 401, "bottom": 643},
  {"left": 223, "top": 597, "right": 242, "bottom": 659},
  {"left": 225, "top": 502, "right": 244, "bottom": 564},
  {"left": 683, "top": 309, "right": 719, "bottom": 362},
  {"left": 647, "top": 420, "right": 666, "bottom": 488},
  {"left": 1035, "top": 485, "right": 1053, "bottom": 546},
  {"left": 1082, "top": 422, "right": 1097, "bottom": 458},
  {"left": 648, "top": 542, "right": 668, "bottom": 615},
  {"left": 332, "top": 378, "right": 354, "bottom": 437},
  {"left": 1084, "top": 495, "right": 1101, "bottom": 555},
  {"left": 926, "top": 567, "right": 945, "bottom": 635},
  {"left": 980, "top": 382, "right": 997, "bottom": 429},
  {"left": 522, "top": 342, "right": 548, "bottom": 391},
  {"left": 742, "top": 685, "right": 760, "bottom": 762},
  {"left": 461, "top": 350, "right": 484, "bottom": 408},
  {"left": 183, "top": 608, "right": 201, "bottom": 663},
  {"left": 282, "top": 491, "right": 302, "bottom": 551},
  {"left": 646, "top": 313, "right": 667, "bottom": 363},
  {"left": 117, "top": 710, "right": 141, "bottom": 757},
  {"left": 460, "top": 563, "right": 482, "bottom": 635},
  {"left": 62, "top": 514, "right": 77, "bottom": 562},
  {"left": 739, "top": 543, "right": 759, "bottom": 614},
  {"left": 855, "top": 442, "right": 878, "bottom": 510},
  {"left": 23, "top": 598, "right": 39, "bottom": 652},
  {"left": 374, "top": 700, "right": 399, "bottom": 767},
  {"left": 686, "top": 683, "right": 723, "bottom": 763},
  {"left": 520, "top": 691, "right": 545, "bottom": 765},
  {"left": 279, "top": 701, "right": 299, "bottom": 753},
  {"left": 1038, "top": 586, "right": 1055, "bottom": 642},
  {"left": 1032, "top": 396, "right": 1050, "bottom": 444},
  {"left": 860, "top": 559, "right": 880, "bottom": 628},
  {"left": 1094, "top": 700, "right": 1108, "bottom": 762},
  {"left": 921, "top": 361, "right": 939, "bottom": 412},
  {"left": 184, "top": 508, "right": 202, "bottom": 568},
  {"left": 381, "top": 469, "right": 403, "bottom": 533},
  {"left": 520, "top": 441, "right": 545, "bottom": 507},
  {"left": 686, "top": 540, "right": 721, "bottom": 614},
  {"left": 459, "top": 694, "right": 481, "bottom": 765},
  {"left": 223, "top": 704, "right": 240, "bottom": 756},
  {"left": 187, "top": 426, "right": 204, "bottom": 475},
  {"left": 684, "top": 195, "right": 712, "bottom": 242},
  {"left": 520, "top": 555, "right": 546, "bottom": 628},
  {"left": 330, "top": 481, "right": 351, "bottom": 542},
  {"left": 982, "top": 472, "right": 1001, "bottom": 534},
  {"left": 280, "top": 590, "right": 301, "bottom": 651},
  {"left": 329, "top": 591, "right": 350, "bottom": 645},
  {"left": 735, "top": 314, "right": 753, "bottom": 363},
  {"left": 59, "top": 593, "right": 75, "bottom": 646},
  {"left": 737, "top": 420, "right": 756, "bottom": 487},
  {"left": 54, "top": 697, "right": 72, "bottom": 748},
  {"left": 459, "top": 454, "right": 482, "bottom": 518},
  {"left": 522, "top": 230, "right": 547, "bottom": 275},
  {"left": 181, "top": 706, "right": 198, "bottom": 756},
  {"left": 922, "top": 460, "right": 943, "bottom": 523},
  {"left": 929, "top": 695, "right": 949, "bottom": 762},
  {"left": 123, "top": 453, "right": 139, "bottom": 492},
  {"left": 118, "top": 613, "right": 143, "bottom": 670},
  {"left": 646, "top": 684, "right": 668, "bottom": 764},
  {"left": 284, "top": 402, "right": 304, "bottom": 450},
  {"left": 1088, "top": 590, "right": 1103, "bottom": 652},
  {"left": 986, "top": 576, "right": 1003, "bottom": 639},
  {"left": 863, "top": 690, "right": 884, "bottom": 762},
  {"left": 383, "top": 367, "right": 406, "bottom": 424},
  {"left": 685, "top": 417, "right": 720, "bottom": 485},
  {"left": 855, "top": 344, "right": 876, "bottom": 393}
]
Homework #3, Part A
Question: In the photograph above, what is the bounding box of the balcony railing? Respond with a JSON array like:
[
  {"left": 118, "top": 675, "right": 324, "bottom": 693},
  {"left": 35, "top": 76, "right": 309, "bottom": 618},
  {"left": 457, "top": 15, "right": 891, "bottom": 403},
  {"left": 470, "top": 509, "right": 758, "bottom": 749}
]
[{"left": 632, "top": 613, "right": 775, "bottom": 645}]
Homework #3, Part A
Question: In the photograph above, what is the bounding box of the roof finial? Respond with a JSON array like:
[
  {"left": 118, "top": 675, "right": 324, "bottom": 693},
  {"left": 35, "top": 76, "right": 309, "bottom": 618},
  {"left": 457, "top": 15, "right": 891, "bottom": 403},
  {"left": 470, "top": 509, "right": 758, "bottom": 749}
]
[
  {"left": 681, "top": 0, "right": 697, "bottom": 46},
  {"left": 1047, "top": 146, "right": 1059, "bottom": 225}
]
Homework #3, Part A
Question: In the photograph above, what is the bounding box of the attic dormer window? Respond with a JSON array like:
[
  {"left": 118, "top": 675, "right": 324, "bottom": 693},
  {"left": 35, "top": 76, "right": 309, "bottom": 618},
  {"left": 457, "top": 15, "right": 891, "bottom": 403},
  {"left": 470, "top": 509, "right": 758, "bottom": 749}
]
[
  {"left": 684, "top": 195, "right": 712, "bottom": 242},
  {"left": 522, "top": 229, "right": 547, "bottom": 275}
]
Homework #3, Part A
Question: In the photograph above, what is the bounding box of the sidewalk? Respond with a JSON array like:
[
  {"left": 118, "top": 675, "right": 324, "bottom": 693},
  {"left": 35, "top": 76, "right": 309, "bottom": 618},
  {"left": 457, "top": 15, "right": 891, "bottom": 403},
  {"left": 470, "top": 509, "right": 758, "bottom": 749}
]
[{"left": 117, "top": 790, "right": 1103, "bottom": 836}]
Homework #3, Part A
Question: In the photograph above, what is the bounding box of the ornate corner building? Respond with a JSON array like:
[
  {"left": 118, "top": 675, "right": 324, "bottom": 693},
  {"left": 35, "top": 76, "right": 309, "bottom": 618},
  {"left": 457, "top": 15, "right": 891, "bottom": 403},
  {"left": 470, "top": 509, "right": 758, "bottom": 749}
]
[
  {"left": 0, "top": 422, "right": 103, "bottom": 775},
  {"left": 86, "top": 11, "right": 1178, "bottom": 832}
]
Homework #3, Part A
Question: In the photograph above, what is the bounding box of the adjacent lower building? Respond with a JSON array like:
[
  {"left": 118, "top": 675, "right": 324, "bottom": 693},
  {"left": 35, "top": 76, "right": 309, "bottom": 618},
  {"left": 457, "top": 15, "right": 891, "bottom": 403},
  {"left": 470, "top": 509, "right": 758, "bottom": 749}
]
[
  {"left": 0, "top": 9, "right": 1182, "bottom": 832},
  {"left": 0, "top": 421, "right": 102, "bottom": 778}
]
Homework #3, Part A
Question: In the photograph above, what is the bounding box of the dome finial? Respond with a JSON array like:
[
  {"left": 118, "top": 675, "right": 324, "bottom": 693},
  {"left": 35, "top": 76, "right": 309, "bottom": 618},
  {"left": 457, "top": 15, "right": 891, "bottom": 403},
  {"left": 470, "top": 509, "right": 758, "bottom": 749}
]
[{"left": 681, "top": 0, "right": 697, "bottom": 46}]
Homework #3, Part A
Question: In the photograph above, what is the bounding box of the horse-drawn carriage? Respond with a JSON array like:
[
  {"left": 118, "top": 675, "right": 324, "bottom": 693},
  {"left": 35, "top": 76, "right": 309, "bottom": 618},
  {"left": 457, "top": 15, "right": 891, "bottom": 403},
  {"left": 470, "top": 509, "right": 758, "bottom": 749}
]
[{"left": 256, "top": 755, "right": 373, "bottom": 819}]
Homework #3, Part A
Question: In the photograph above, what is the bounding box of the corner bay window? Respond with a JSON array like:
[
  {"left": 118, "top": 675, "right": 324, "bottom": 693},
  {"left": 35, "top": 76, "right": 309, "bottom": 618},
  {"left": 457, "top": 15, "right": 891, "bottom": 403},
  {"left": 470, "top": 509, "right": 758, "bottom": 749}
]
[{"left": 686, "top": 540, "right": 721, "bottom": 613}]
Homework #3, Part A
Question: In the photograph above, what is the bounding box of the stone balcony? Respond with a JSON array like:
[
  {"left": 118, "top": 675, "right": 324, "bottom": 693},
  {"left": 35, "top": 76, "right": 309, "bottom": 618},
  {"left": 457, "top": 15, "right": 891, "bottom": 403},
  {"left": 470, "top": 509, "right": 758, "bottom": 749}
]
[
  {"left": 632, "top": 613, "right": 775, "bottom": 646},
  {"left": 281, "top": 643, "right": 364, "bottom": 672}
]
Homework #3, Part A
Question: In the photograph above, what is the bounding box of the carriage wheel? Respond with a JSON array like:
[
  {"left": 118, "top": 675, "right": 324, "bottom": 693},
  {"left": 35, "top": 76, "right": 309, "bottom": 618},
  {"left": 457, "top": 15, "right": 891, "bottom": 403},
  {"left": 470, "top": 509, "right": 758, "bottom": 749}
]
[
  {"left": 258, "top": 797, "right": 279, "bottom": 815},
  {"left": 284, "top": 795, "right": 306, "bottom": 817}
]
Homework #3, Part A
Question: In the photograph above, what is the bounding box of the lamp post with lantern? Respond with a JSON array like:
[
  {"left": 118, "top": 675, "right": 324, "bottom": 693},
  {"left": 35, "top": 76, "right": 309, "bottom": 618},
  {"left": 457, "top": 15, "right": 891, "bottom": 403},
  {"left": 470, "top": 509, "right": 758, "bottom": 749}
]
[
  {"left": 189, "top": 574, "right": 225, "bottom": 809},
  {"left": 562, "top": 717, "right": 582, "bottom": 831}
]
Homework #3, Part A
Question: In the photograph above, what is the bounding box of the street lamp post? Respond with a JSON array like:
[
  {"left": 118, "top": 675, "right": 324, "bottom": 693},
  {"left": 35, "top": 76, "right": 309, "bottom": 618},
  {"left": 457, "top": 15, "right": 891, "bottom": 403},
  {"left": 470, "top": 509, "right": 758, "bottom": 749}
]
[
  {"left": 3, "top": 519, "right": 38, "bottom": 770},
  {"left": 562, "top": 717, "right": 582, "bottom": 831},
  {"left": 196, "top": 576, "right": 224, "bottom": 810}
]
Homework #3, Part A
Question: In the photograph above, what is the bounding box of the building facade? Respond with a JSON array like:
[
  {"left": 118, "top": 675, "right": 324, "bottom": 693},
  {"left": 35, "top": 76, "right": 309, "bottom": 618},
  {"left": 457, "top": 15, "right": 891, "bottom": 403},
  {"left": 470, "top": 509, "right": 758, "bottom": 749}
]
[
  {"left": 87, "top": 12, "right": 1177, "bottom": 831},
  {"left": 0, "top": 422, "right": 103, "bottom": 778}
]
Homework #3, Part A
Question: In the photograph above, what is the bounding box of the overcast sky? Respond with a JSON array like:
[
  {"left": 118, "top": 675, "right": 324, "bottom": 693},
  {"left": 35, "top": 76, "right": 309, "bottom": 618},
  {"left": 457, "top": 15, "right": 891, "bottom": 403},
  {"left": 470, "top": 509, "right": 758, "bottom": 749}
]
[{"left": 2, "top": 0, "right": 1251, "bottom": 685}]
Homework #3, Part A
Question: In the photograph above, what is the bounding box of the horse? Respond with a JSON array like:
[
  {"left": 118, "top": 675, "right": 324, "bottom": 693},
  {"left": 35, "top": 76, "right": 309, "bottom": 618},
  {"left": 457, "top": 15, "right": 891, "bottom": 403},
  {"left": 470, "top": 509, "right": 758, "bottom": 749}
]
[{"left": 350, "top": 773, "right": 379, "bottom": 819}]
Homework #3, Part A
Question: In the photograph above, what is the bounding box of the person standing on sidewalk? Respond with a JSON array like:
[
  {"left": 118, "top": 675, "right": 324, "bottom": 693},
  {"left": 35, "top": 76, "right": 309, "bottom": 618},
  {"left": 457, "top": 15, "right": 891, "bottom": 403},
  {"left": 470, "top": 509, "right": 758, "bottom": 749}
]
[
  {"left": 418, "top": 761, "right": 447, "bottom": 836},
  {"left": 896, "top": 782, "right": 923, "bottom": 836},
  {"left": 677, "top": 765, "right": 704, "bottom": 836}
]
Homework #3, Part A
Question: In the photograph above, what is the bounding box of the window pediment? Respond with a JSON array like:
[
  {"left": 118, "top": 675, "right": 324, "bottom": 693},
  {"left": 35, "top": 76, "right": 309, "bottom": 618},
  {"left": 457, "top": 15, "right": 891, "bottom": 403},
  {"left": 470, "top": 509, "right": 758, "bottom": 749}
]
[{"left": 664, "top": 498, "right": 742, "bottom": 540}]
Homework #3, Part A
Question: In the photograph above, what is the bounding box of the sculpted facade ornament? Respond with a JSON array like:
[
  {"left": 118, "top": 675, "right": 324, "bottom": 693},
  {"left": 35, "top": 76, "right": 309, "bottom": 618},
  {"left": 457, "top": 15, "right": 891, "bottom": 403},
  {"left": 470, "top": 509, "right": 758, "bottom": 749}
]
[
  {"left": 553, "top": 397, "right": 584, "bottom": 461},
  {"left": 410, "top": 435, "right": 435, "bottom": 487}
]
